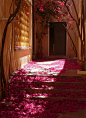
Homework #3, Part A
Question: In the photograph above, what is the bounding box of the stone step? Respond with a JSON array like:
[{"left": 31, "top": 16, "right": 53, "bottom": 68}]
[
  {"left": 19, "top": 88, "right": 86, "bottom": 93},
  {"left": 12, "top": 74, "right": 84, "bottom": 78},
  {"left": 25, "top": 96, "right": 86, "bottom": 101},
  {"left": 12, "top": 81, "right": 86, "bottom": 86}
]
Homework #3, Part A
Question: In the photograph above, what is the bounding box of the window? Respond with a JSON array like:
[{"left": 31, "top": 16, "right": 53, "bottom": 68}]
[{"left": 14, "top": 0, "right": 30, "bottom": 49}]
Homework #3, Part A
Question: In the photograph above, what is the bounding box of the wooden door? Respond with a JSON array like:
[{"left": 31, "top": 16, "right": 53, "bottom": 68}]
[{"left": 49, "top": 22, "right": 66, "bottom": 55}]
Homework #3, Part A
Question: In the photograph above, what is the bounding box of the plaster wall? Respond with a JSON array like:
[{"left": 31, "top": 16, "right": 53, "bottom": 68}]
[
  {"left": 0, "top": 0, "right": 32, "bottom": 83},
  {"left": 84, "top": 0, "right": 86, "bottom": 69}
]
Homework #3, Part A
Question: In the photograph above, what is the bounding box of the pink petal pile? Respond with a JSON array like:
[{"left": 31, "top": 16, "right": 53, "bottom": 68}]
[{"left": 0, "top": 58, "right": 85, "bottom": 118}]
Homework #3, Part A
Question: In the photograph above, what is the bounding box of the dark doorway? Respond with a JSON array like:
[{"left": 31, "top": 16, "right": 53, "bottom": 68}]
[{"left": 49, "top": 22, "right": 66, "bottom": 55}]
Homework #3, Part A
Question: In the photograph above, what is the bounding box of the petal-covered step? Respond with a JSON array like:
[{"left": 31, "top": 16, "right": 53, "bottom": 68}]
[{"left": 25, "top": 96, "right": 86, "bottom": 101}]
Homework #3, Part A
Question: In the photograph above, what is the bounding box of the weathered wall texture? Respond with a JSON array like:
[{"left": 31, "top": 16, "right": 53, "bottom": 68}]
[
  {"left": 0, "top": 0, "right": 32, "bottom": 83},
  {"left": 67, "top": 0, "right": 79, "bottom": 58}
]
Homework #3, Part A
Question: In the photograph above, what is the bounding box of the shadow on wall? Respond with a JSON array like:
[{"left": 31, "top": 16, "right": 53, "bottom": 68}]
[{"left": 11, "top": 55, "right": 31, "bottom": 72}]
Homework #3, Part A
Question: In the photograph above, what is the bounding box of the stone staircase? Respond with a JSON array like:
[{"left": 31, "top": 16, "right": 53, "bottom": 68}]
[
  {"left": 1, "top": 63, "right": 86, "bottom": 117},
  {"left": 10, "top": 73, "right": 86, "bottom": 102},
  {"left": 1, "top": 58, "right": 86, "bottom": 117}
]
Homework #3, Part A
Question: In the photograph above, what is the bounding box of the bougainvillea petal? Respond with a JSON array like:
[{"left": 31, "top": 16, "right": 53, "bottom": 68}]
[{"left": 0, "top": 58, "right": 84, "bottom": 118}]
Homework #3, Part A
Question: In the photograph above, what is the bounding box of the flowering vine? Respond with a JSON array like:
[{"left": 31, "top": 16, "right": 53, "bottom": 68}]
[
  {"left": 34, "top": 0, "right": 73, "bottom": 26},
  {"left": 33, "top": 0, "right": 78, "bottom": 56}
]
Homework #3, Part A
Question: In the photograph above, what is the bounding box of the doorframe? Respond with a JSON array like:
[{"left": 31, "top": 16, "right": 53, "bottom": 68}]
[{"left": 48, "top": 21, "right": 68, "bottom": 56}]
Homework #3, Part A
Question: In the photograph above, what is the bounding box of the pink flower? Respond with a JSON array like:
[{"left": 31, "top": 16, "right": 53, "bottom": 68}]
[
  {"left": 69, "top": 21, "right": 71, "bottom": 24},
  {"left": 61, "top": 2, "right": 64, "bottom": 6},
  {"left": 57, "top": 1, "right": 61, "bottom": 4},
  {"left": 69, "top": 14, "right": 71, "bottom": 17},
  {"left": 58, "top": 7, "right": 60, "bottom": 10},
  {"left": 71, "top": 18, "right": 73, "bottom": 21},
  {"left": 39, "top": 5, "right": 44, "bottom": 12},
  {"left": 26, "top": 12, "right": 29, "bottom": 15}
]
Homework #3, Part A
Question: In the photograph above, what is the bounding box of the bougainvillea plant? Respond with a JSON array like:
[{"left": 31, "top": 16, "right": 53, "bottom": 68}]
[{"left": 34, "top": 0, "right": 73, "bottom": 25}]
